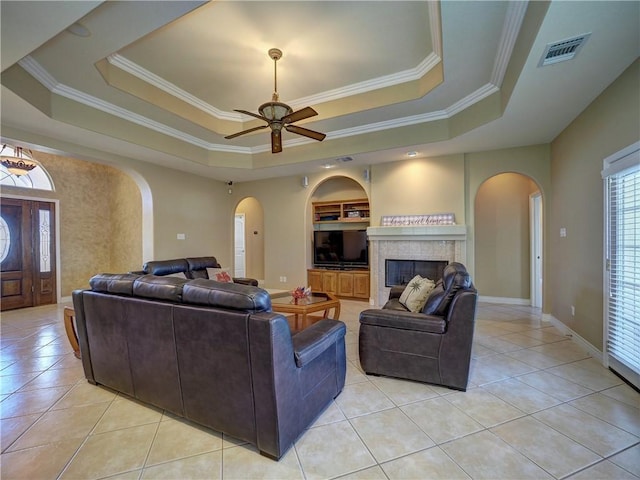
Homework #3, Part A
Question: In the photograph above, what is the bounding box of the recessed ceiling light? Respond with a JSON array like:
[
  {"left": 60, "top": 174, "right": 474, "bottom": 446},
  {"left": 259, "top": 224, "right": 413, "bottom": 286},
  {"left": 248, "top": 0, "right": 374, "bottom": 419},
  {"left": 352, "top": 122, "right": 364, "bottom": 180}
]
[
  {"left": 66, "top": 22, "right": 91, "bottom": 37},
  {"left": 322, "top": 163, "right": 335, "bottom": 169},
  {"left": 407, "top": 151, "right": 418, "bottom": 157}
]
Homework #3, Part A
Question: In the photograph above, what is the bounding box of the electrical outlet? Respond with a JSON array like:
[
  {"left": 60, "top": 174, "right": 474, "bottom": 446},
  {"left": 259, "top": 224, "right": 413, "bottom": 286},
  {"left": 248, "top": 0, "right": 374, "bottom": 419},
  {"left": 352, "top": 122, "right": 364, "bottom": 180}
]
[
  {"left": 279, "top": 276, "right": 287, "bottom": 283},
  {"left": 560, "top": 227, "right": 567, "bottom": 237},
  {"left": 177, "top": 233, "right": 185, "bottom": 240},
  {"left": 571, "top": 305, "right": 575, "bottom": 316}
]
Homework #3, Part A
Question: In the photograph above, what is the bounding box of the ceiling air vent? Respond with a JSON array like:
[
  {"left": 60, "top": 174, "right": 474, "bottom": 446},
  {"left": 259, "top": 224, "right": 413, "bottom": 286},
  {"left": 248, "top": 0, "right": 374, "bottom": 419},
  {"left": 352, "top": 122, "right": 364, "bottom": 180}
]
[{"left": 538, "top": 33, "right": 591, "bottom": 67}]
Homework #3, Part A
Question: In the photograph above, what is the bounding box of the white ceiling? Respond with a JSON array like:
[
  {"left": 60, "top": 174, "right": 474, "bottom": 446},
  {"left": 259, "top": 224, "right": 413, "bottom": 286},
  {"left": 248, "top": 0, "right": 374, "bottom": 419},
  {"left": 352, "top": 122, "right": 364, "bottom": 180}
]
[{"left": 1, "top": 1, "right": 638, "bottom": 182}]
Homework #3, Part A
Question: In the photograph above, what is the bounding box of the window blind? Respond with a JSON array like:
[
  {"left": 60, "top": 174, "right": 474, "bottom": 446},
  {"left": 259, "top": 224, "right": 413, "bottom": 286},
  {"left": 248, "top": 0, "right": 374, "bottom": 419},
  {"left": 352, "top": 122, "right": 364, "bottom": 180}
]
[{"left": 603, "top": 143, "right": 640, "bottom": 389}]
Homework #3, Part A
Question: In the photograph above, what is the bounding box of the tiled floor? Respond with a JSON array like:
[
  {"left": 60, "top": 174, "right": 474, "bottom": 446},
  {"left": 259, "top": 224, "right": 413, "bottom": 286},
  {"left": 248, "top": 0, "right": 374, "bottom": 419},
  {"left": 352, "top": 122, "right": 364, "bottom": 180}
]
[{"left": 1, "top": 300, "right": 639, "bottom": 480}]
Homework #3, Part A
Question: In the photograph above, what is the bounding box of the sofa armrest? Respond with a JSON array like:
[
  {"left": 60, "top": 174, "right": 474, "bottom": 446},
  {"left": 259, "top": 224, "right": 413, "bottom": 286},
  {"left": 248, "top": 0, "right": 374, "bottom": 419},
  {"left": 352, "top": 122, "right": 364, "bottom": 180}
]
[
  {"left": 292, "top": 319, "right": 346, "bottom": 367},
  {"left": 233, "top": 277, "right": 259, "bottom": 286},
  {"left": 388, "top": 285, "right": 405, "bottom": 300},
  {"left": 359, "top": 308, "right": 446, "bottom": 334}
]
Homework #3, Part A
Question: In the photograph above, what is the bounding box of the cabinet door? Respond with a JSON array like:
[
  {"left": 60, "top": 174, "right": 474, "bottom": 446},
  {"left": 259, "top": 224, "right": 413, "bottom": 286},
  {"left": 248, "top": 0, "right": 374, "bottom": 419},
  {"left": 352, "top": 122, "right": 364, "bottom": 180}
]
[
  {"left": 354, "top": 273, "right": 370, "bottom": 299},
  {"left": 308, "top": 270, "right": 323, "bottom": 292},
  {"left": 322, "top": 271, "right": 337, "bottom": 294},
  {"left": 338, "top": 272, "right": 354, "bottom": 297}
]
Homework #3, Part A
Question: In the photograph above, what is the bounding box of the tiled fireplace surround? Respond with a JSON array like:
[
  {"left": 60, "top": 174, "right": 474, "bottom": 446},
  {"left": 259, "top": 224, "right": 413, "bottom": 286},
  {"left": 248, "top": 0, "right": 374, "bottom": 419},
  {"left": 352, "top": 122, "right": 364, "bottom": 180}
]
[{"left": 367, "top": 225, "right": 467, "bottom": 306}]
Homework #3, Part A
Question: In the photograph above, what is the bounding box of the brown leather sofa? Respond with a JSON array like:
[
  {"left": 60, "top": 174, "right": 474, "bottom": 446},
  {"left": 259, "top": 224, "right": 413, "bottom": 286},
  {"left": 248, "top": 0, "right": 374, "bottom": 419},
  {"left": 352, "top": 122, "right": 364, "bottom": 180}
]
[
  {"left": 72, "top": 273, "right": 346, "bottom": 459},
  {"left": 359, "top": 262, "right": 477, "bottom": 391},
  {"left": 140, "top": 256, "right": 259, "bottom": 286}
]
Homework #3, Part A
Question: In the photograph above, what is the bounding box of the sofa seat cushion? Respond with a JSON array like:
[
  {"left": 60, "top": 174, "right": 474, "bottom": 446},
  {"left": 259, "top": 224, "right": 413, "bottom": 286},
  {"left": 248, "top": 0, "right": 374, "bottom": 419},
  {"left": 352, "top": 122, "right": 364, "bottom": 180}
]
[
  {"left": 359, "top": 308, "right": 446, "bottom": 334},
  {"left": 382, "top": 298, "right": 410, "bottom": 311},
  {"left": 183, "top": 279, "right": 271, "bottom": 312}
]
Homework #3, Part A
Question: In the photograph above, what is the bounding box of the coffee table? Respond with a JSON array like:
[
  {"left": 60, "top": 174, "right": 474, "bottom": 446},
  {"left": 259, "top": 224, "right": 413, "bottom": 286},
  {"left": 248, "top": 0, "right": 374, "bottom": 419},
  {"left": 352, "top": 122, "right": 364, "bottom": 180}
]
[{"left": 270, "top": 292, "right": 341, "bottom": 331}]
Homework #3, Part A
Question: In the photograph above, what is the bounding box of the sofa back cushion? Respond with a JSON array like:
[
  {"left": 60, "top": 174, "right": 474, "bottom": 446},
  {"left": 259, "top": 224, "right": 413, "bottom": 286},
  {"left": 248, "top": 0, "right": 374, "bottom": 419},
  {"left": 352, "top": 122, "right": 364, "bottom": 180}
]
[
  {"left": 89, "top": 273, "right": 141, "bottom": 295},
  {"left": 133, "top": 275, "right": 189, "bottom": 302},
  {"left": 422, "top": 262, "right": 472, "bottom": 316},
  {"left": 143, "top": 259, "right": 189, "bottom": 276},
  {"left": 186, "top": 257, "right": 220, "bottom": 279},
  {"left": 183, "top": 278, "right": 271, "bottom": 312}
]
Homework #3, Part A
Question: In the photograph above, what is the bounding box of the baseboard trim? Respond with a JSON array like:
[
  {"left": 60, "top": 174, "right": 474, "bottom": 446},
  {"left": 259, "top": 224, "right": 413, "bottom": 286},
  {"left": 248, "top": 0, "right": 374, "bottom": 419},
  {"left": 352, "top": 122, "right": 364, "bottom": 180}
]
[
  {"left": 478, "top": 296, "right": 530, "bottom": 305},
  {"left": 60, "top": 295, "right": 72, "bottom": 304},
  {"left": 545, "top": 314, "right": 604, "bottom": 364}
]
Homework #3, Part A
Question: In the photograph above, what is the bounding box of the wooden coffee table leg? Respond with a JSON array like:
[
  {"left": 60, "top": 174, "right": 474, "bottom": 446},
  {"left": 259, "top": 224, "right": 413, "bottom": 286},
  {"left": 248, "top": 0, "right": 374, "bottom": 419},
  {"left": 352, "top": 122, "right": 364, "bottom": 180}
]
[{"left": 63, "top": 306, "right": 81, "bottom": 359}]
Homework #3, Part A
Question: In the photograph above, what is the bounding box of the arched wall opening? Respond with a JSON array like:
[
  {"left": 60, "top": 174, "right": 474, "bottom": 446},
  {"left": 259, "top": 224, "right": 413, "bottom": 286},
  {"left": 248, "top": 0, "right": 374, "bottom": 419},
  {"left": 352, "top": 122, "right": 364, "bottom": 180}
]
[
  {"left": 234, "top": 197, "right": 265, "bottom": 282},
  {"left": 473, "top": 172, "right": 543, "bottom": 306}
]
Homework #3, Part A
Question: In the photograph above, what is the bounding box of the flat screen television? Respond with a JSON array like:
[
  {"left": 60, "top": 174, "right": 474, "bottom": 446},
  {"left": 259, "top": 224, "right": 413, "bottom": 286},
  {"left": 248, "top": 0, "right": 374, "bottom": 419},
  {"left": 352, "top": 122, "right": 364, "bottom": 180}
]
[{"left": 313, "top": 230, "right": 368, "bottom": 268}]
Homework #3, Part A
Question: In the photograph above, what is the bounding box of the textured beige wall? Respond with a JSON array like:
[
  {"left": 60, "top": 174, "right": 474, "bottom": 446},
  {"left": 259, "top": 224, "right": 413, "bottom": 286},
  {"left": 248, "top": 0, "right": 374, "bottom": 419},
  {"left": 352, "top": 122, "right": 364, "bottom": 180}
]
[
  {"left": 236, "top": 197, "right": 265, "bottom": 280},
  {"left": 474, "top": 173, "right": 539, "bottom": 299},
  {"left": 370, "top": 155, "right": 466, "bottom": 225},
  {"left": 549, "top": 59, "right": 639, "bottom": 350},
  {"left": 2, "top": 152, "right": 142, "bottom": 296}
]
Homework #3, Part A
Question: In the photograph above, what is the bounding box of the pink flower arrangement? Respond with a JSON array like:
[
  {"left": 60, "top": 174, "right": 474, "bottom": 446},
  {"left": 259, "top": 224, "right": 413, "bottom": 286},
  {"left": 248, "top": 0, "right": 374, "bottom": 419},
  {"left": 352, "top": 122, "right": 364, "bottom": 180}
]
[{"left": 291, "top": 286, "right": 311, "bottom": 299}]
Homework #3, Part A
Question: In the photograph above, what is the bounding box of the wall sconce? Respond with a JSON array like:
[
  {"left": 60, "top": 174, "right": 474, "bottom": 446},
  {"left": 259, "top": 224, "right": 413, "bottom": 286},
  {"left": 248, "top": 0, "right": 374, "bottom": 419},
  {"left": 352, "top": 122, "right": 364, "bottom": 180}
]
[{"left": 302, "top": 176, "right": 309, "bottom": 188}]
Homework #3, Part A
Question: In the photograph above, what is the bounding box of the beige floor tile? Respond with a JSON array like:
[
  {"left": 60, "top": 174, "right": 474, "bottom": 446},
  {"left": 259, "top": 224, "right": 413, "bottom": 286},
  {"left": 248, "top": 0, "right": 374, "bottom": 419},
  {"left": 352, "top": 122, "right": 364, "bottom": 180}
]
[
  {"left": 336, "top": 465, "right": 388, "bottom": 479},
  {"left": 491, "top": 416, "right": 601, "bottom": 478},
  {"left": 102, "top": 469, "right": 143, "bottom": 479},
  {"left": 381, "top": 446, "right": 471, "bottom": 480},
  {"left": 145, "top": 417, "right": 222, "bottom": 466},
  {"left": 94, "top": 395, "right": 163, "bottom": 434},
  {"left": 548, "top": 361, "right": 623, "bottom": 391},
  {"left": 350, "top": 408, "right": 434, "bottom": 463},
  {"left": 470, "top": 353, "right": 537, "bottom": 386},
  {"left": 601, "top": 384, "right": 640, "bottom": 409},
  {"left": 8, "top": 402, "right": 109, "bottom": 451},
  {"left": 473, "top": 335, "right": 522, "bottom": 354},
  {"left": 310, "top": 400, "right": 346, "bottom": 427},
  {"left": 0, "top": 373, "right": 40, "bottom": 395},
  {"left": 517, "top": 370, "right": 594, "bottom": 401},
  {"left": 0, "top": 438, "right": 84, "bottom": 480},
  {"left": 334, "top": 381, "right": 394, "bottom": 419},
  {"left": 529, "top": 340, "right": 590, "bottom": 364},
  {"left": 521, "top": 326, "right": 567, "bottom": 343},
  {"left": 345, "top": 360, "right": 368, "bottom": 385},
  {"left": 0, "top": 386, "right": 70, "bottom": 419},
  {"left": 18, "top": 367, "right": 83, "bottom": 391},
  {"left": 60, "top": 423, "right": 157, "bottom": 479},
  {"left": 222, "top": 444, "right": 303, "bottom": 479},
  {"left": 571, "top": 392, "right": 640, "bottom": 436},
  {"left": 482, "top": 377, "right": 561, "bottom": 413},
  {"left": 498, "top": 332, "right": 546, "bottom": 348},
  {"left": 1, "top": 413, "right": 40, "bottom": 451},
  {"left": 0, "top": 355, "right": 65, "bottom": 375},
  {"left": 569, "top": 460, "right": 640, "bottom": 479},
  {"left": 610, "top": 444, "right": 640, "bottom": 477},
  {"left": 533, "top": 403, "right": 639, "bottom": 457},
  {"left": 295, "top": 420, "right": 376, "bottom": 480},
  {"left": 368, "top": 375, "right": 440, "bottom": 406},
  {"left": 401, "top": 396, "right": 483, "bottom": 444},
  {"left": 442, "top": 430, "right": 553, "bottom": 479},
  {"left": 142, "top": 451, "right": 222, "bottom": 479},
  {"left": 445, "top": 388, "right": 525, "bottom": 428},
  {"left": 52, "top": 381, "right": 117, "bottom": 409},
  {"left": 504, "top": 347, "right": 565, "bottom": 369}
]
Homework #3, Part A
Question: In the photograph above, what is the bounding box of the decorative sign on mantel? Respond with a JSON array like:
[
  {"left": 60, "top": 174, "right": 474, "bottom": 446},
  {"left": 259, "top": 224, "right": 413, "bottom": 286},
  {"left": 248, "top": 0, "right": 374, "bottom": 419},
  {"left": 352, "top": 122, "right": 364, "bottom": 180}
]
[{"left": 381, "top": 213, "right": 455, "bottom": 226}]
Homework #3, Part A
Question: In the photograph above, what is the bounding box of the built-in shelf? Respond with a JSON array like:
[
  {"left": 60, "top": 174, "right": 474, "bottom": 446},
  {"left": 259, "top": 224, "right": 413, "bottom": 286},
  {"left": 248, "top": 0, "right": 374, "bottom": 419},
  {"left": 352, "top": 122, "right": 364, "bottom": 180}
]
[{"left": 313, "top": 198, "right": 370, "bottom": 225}]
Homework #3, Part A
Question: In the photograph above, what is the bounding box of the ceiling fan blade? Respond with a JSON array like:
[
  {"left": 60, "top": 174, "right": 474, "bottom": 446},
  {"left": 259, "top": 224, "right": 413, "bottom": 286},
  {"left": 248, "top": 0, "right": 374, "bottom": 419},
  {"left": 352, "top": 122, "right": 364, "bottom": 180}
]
[
  {"left": 234, "top": 109, "right": 268, "bottom": 122},
  {"left": 283, "top": 106, "right": 318, "bottom": 124},
  {"left": 285, "top": 124, "right": 326, "bottom": 142},
  {"left": 271, "top": 130, "right": 282, "bottom": 153},
  {"left": 224, "top": 124, "right": 269, "bottom": 139}
]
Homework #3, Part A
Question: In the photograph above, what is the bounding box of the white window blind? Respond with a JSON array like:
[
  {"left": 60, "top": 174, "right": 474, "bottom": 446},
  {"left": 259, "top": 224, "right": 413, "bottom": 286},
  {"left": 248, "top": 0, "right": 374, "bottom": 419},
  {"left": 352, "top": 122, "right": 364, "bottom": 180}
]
[{"left": 603, "top": 142, "right": 640, "bottom": 389}]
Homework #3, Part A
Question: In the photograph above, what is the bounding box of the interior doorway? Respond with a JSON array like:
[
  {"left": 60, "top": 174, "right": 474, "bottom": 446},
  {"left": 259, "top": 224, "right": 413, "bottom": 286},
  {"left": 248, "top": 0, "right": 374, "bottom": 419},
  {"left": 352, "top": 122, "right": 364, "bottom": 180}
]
[
  {"left": 1, "top": 197, "right": 57, "bottom": 310},
  {"left": 234, "top": 214, "right": 246, "bottom": 278},
  {"left": 530, "top": 192, "right": 543, "bottom": 308}
]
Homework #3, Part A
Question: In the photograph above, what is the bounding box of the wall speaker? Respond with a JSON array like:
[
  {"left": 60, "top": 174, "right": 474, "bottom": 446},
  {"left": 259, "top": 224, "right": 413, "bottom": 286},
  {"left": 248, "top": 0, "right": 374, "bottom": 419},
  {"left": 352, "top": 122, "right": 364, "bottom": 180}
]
[{"left": 302, "top": 176, "right": 309, "bottom": 187}]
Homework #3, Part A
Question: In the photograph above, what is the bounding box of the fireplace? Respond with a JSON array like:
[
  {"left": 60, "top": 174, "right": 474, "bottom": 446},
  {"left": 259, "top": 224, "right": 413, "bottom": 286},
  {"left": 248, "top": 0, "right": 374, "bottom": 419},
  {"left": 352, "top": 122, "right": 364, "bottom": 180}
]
[
  {"left": 385, "top": 259, "right": 448, "bottom": 286},
  {"left": 367, "top": 225, "right": 467, "bottom": 306}
]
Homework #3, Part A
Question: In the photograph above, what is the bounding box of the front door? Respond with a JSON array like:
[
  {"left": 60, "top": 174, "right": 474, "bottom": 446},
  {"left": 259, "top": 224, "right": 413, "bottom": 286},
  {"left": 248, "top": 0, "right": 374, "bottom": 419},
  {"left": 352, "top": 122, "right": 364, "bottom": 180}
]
[{"left": 1, "top": 198, "right": 56, "bottom": 310}]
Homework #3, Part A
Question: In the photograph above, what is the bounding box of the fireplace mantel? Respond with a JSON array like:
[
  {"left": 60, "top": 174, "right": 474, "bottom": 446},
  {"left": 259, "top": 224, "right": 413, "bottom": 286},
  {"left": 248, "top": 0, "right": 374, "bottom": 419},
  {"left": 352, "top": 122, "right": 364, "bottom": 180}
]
[
  {"left": 366, "top": 225, "right": 467, "bottom": 306},
  {"left": 366, "top": 225, "right": 467, "bottom": 241}
]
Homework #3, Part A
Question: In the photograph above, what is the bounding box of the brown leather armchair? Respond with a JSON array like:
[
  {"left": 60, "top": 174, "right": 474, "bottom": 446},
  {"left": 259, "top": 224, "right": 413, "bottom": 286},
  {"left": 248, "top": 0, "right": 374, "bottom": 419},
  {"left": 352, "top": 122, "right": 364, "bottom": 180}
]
[{"left": 359, "top": 262, "right": 477, "bottom": 391}]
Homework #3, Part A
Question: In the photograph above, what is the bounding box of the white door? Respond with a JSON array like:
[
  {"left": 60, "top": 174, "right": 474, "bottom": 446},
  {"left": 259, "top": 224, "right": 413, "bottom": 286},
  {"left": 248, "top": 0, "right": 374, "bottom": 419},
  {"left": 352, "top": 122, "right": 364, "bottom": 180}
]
[
  {"left": 530, "top": 193, "right": 543, "bottom": 308},
  {"left": 234, "top": 214, "right": 246, "bottom": 278}
]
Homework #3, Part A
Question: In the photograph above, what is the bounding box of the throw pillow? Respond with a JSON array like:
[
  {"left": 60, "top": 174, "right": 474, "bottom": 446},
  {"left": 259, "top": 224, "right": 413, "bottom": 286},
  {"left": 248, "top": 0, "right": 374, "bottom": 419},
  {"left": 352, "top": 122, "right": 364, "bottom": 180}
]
[
  {"left": 206, "top": 268, "right": 234, "bottom": 283},
  {"left": 399, "top": 275, "right": 436, "bottom": 312}
]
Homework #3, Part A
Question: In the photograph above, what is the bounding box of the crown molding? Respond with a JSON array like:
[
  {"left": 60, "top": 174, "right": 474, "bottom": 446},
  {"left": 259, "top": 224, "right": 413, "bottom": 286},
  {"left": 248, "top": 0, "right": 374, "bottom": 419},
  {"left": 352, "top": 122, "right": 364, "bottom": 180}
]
[{"left": 491, "top": 0, "right": 529, "bottom": 86}]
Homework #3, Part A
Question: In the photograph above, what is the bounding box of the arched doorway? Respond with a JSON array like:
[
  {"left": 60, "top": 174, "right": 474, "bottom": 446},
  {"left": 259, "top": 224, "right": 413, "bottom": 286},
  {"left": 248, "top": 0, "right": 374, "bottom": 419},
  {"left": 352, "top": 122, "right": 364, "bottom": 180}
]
[
  {"left": 474, "top": 172, "right": 543, "bottom": 307},
  {"left": 234, "top": 197, "right": 265, "bottom": 282}
]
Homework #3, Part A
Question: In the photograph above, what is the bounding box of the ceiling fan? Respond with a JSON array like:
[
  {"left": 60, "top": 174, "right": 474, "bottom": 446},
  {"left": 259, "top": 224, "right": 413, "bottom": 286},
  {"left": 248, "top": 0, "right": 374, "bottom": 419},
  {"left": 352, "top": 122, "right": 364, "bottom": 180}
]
[{"left": 225, "top": 48, "right": 326, "bottom": 154}]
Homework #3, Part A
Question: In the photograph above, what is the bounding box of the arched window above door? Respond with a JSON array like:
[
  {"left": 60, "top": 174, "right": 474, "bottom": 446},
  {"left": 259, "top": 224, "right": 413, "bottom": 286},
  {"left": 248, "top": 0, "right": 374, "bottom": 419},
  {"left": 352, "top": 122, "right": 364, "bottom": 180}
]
[{"left": 0, "top": 146, "right": 54, "bottom": 190}]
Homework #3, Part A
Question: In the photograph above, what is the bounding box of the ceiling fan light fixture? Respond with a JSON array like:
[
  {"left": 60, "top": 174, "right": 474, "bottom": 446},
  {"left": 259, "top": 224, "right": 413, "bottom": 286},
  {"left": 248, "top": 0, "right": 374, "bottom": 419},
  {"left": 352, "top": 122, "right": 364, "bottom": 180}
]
[
  {"left": 1, "top": 145, "right": 38, "bottom": 176},
  {"left": 259, "top": 101, "right": 292, "bottom": 121}
]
